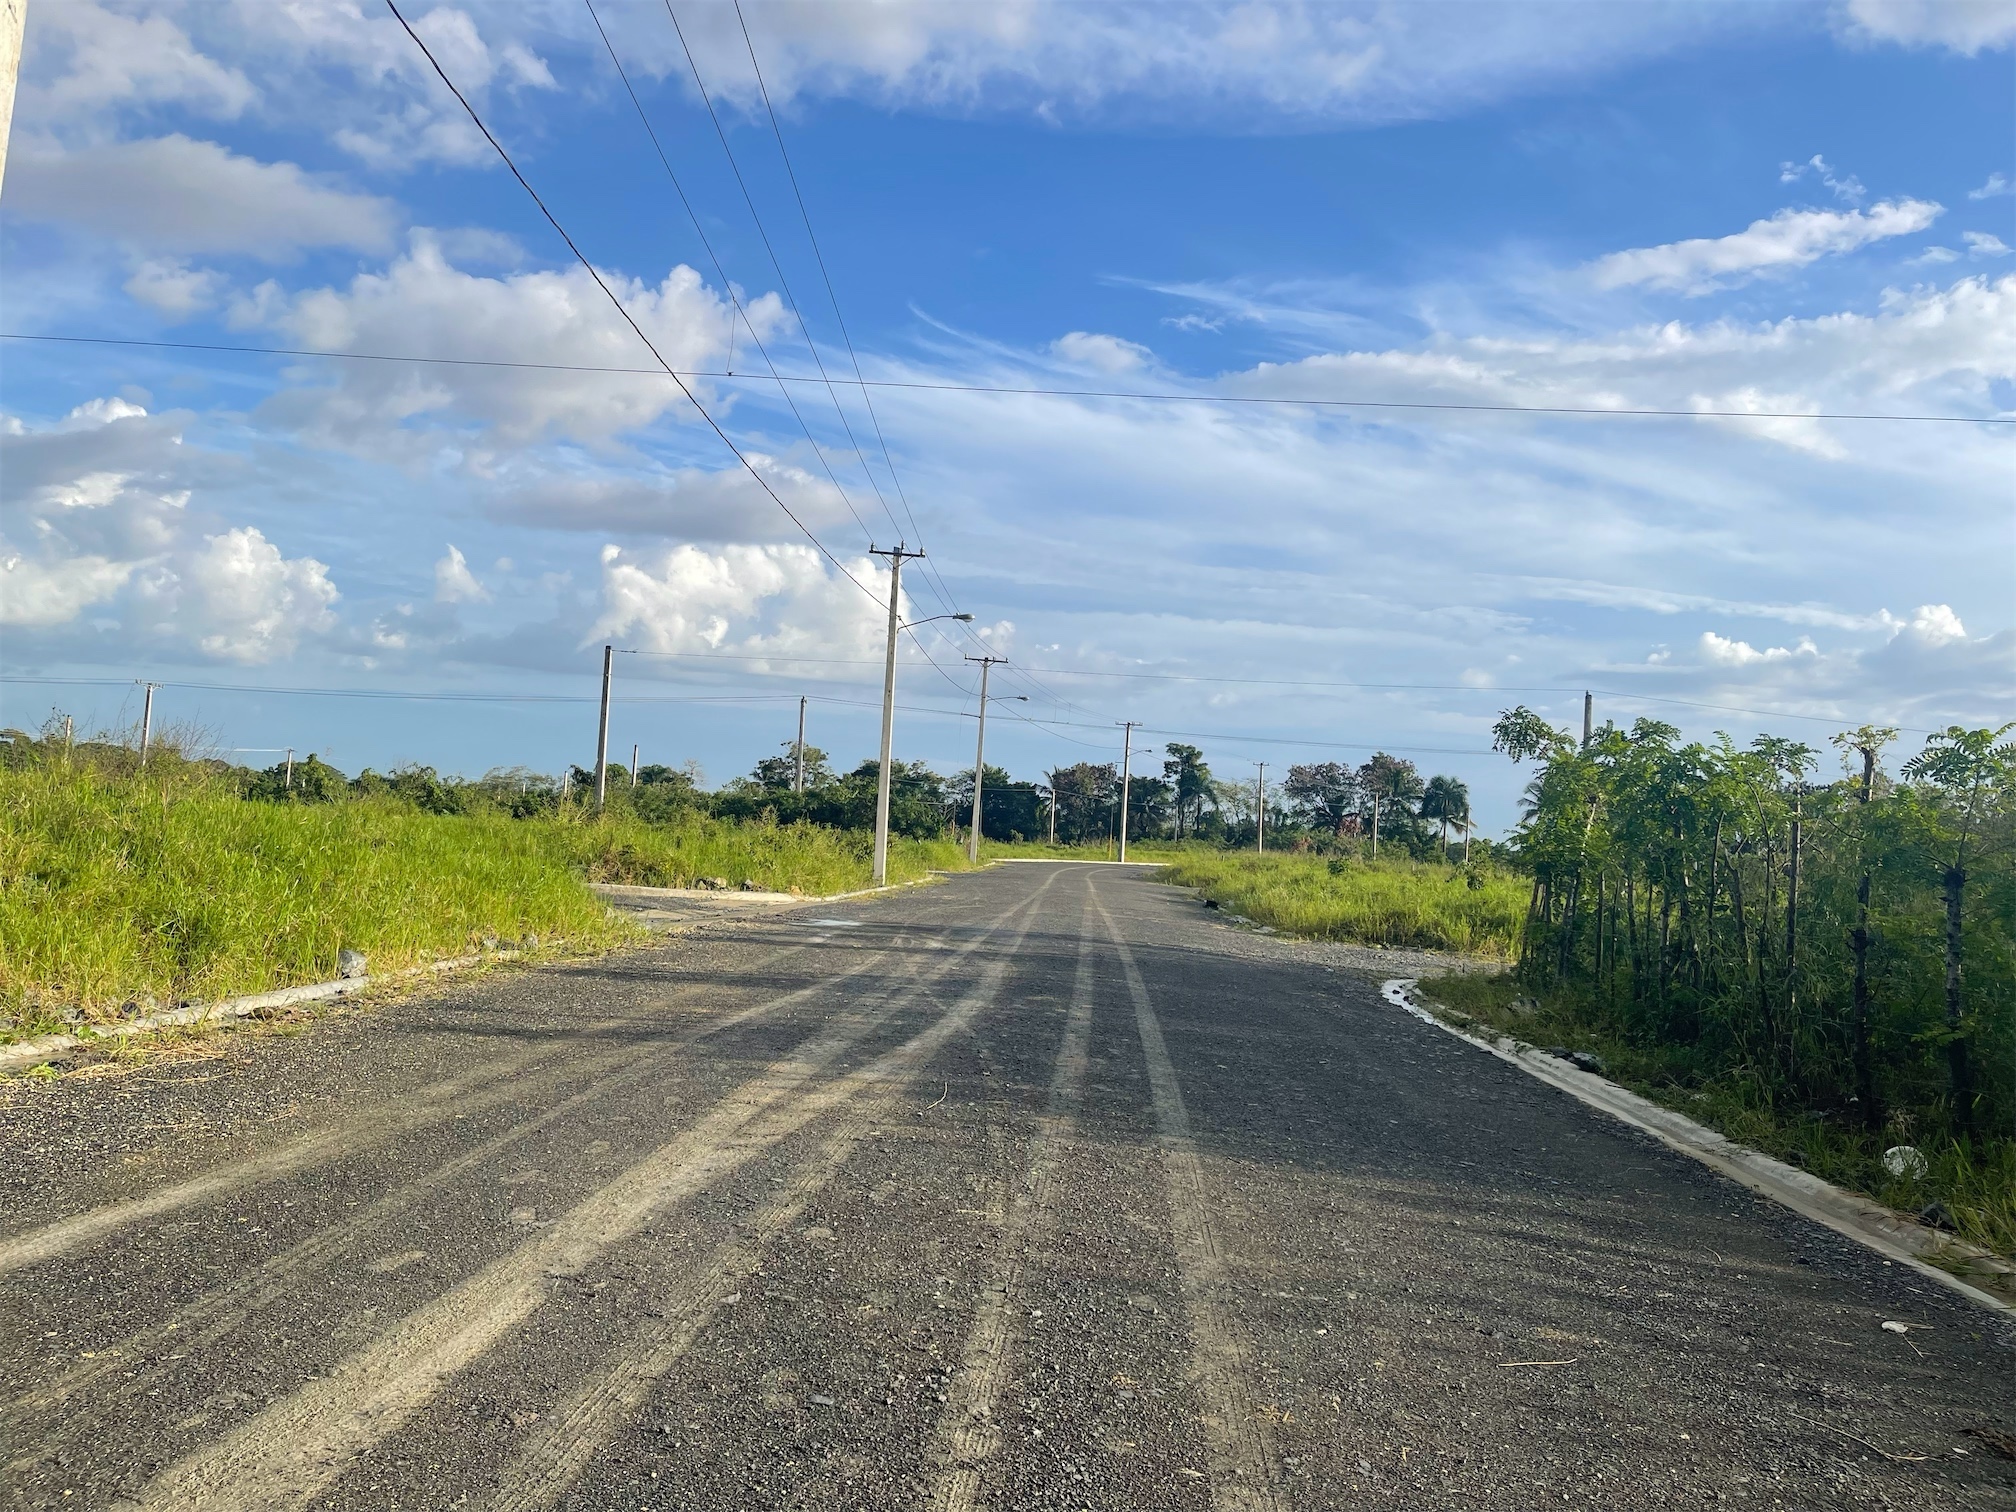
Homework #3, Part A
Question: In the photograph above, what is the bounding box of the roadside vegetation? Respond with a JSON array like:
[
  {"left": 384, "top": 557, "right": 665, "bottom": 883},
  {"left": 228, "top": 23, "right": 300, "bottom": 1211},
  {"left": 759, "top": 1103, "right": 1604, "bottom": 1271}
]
[
  {"left": 1160, "top": 851, "right": 1525, "bottom": 956},
  {"left": 0, "top": 732, "right": 970, "bottom": 1042},
  {"left": 1416, "top": 708, "right": 2016, "bottom": 1261}
]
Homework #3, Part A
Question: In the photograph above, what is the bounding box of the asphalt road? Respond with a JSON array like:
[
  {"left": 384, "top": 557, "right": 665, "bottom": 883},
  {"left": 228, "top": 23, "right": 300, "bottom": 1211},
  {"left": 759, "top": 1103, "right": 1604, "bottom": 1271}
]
[{"left": 3, "top": 862, "right": 2011, "bottom": 1511}]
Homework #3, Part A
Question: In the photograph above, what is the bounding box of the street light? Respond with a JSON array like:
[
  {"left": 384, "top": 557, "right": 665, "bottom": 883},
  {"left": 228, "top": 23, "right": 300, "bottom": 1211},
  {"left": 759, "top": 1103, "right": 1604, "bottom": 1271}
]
[{"left": 870, "top": 554, "right": 976, "bottom": 884}]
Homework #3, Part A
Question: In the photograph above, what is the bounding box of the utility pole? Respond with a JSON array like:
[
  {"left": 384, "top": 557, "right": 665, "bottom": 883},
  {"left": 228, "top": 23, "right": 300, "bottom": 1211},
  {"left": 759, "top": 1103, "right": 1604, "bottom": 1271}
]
[
  {"left": 592, "top": 645, "right": 613, "bottom": 812},
  {"left": 1583, "top": 691, "right": 1593, "bottom": 747},
  {"left": 1256, "top": 762, "right": 1267, "bottom": 854},
  {"left": 1370, "top": 792, "right": 1380, "bottom": 860},
  {"left": 1116, "top": 721, "right": 1139, "bottom": 863},
  {"left": 138, "top": 681, "right": 156, "bottom": 766},
  {"left": 870, "top": 545, "right": 925, "bottom": 886},
  {"left": 965, "top": 656, "right": 1006, "bottom": 864},
  {"left": 284, "top": 748, "right": 295, "bottom": 791},
  {"left": 794, "top": 695, "right": 807, "bottom": 793},
  {"left": 62, "top": 714, "right": 72, "bottom": 755},
  {"left": 631, "top": 743, "right": 640, "bottom": 789},
  {"left": 1047, "top": 779, "right": 1056, "bottom": 845}
]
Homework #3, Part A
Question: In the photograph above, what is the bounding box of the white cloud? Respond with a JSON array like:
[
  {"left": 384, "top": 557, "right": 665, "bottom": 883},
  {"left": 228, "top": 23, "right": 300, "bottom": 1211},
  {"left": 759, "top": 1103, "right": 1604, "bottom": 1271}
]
[
  {"left": 433, "top": 544, "right": 488, "bottom": 603},
  {"left": 1051, "top": 331, "right": 1154, "bottom": 375},
  {"left": 19, "top": 0, "right": 256, "bottom": 123},
  {"left": 1699, "top": 630, "right": 1819, "bottom": 666},
  {"left": 145, "top": 527, "right": 340, "bottom": 663},
  {"left": 489, "top": 454, "right": 856, "bottom": 541},
  {"left": 5, "top": 135, "right": 398, "bottom": 258},
  {"left": 1778, "top": 153, "right": 1864, "bottom": 203},
  {"left": 1901, "top": 602, "right": 1967, "bottom": 645},
  {"left": 1970, "top": 172, "right": 2013, "bottom": 199},
  {"left": 1839, "top": 0, "right": 2016, "bottom": 54},
  {"left": 1913, "top": 245, "right": 1962, "bottom": 265},
  {"left": 590, "top": 542, "right": 897, "bottom": 664},
  {"left": 1964, "top": 230, "right": 2011, "bottom": 257},
  {"left": 123, "top": 259, "right": 225, "bottom": 318},
  {"left": 1588, "top": 199, "right": 1943, "bottom": 294},
  {"left": 0, "top": 397, "right": 337, "bottom": 662}
]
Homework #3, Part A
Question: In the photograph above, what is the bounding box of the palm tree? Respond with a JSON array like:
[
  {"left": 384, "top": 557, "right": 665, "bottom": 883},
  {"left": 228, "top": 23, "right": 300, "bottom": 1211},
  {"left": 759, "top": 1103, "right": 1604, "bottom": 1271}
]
[{"left": 1421, "top": 775, "right": 1470, "bottom": 859}]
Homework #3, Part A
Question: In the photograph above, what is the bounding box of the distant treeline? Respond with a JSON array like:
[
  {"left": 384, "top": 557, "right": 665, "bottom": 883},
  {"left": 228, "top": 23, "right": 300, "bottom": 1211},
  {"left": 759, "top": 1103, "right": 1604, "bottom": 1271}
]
[
  {"left": 1, "top": 718, "right": 1481, "bottom": 860},
  {"left": 1490, "top": 707, "right": 2014, "bottom": 1142}
]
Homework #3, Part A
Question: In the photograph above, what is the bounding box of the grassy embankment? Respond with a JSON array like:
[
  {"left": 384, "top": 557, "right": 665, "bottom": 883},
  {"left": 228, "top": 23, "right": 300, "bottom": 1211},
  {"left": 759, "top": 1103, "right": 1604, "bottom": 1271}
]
[
  {"left": 1415, "top": 971, "right": 2016, "bottom": 1264},
  {"left": 0, "top": 761, "right": 969, "bottom": 1042},
  {"left": 1157, "top": 850, "right": 1528, "bottom": 956}
]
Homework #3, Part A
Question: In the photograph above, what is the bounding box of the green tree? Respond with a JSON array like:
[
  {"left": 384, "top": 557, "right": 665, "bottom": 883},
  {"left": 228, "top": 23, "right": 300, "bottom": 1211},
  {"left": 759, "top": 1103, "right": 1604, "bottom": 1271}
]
[
  {"left": 1161, "top": 744, "right": 1214, "bottom": 838},
  {"left": 1901, "top": 724, "right": 2016, "bottom": 1130},
  {"left": 1420, "top": 775, "right": 1470, "bottom": 858}
]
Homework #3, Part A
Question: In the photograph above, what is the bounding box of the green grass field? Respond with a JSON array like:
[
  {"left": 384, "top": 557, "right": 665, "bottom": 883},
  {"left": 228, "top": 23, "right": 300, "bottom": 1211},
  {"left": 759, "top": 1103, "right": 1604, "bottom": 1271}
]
[
  {"left": 1156, "top": 850, "right": 1527, "bottom": 956},
  {"left": 0, "top": 762, "right": 971, "bottom": 1039}
]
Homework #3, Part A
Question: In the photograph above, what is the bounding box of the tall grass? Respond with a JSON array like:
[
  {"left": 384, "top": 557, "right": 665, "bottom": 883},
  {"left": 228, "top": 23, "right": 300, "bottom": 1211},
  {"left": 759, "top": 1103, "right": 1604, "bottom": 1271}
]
[
  {"left": 0, "top": 761, "right": 971, "bottom": 1038},
  {"left": 1157, "top": 851, "right": 1527, "bottom": 956}
]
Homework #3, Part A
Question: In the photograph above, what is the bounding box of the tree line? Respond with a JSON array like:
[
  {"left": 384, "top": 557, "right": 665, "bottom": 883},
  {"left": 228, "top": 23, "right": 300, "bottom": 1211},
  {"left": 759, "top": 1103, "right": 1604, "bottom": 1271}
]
[{"left": 1490, "top": 706, "right": 2014, "bottom": 1141}]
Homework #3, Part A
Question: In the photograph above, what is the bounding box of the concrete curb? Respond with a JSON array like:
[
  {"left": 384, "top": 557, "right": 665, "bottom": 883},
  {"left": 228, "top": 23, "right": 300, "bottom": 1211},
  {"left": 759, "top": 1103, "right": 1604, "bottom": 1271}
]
[
  {"left": 1381, "top": 976, "right": 2014, "bottom": 1317},
  {"left": 0, "top": 949, "right": 524, "bottom": 1076}
]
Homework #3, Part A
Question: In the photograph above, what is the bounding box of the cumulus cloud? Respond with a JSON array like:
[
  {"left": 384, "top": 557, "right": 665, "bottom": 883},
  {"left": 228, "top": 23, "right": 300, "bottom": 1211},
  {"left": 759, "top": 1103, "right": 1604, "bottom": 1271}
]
[
  {"left": 1699, "top": 630, "right": 1820, "bottom": 666},
  {"left": 5, "top": 135, "right": 398, "bottom": 258},
  {"left": 123, "top": 259, "right": 225, "bottom": 319},
  {"left": 1051, "top": 332, "right": 1154, "bottom": 374},
  {"left": 19, "top": 0, "right": 255, "bottom": 123},
  {"left": 1588, "top": 199, "right": 1943, "bottom": 294},
  {"left": 433, "top": 544, "right": 488, "bottom": 603},
  {"left": 244, "top": 237, "right": 777, "bottom": 451},
  {"left": 1838, "top": 0, "right": 2016, "bottom": 54},
  {"left": 590, "top": 542, "right": 897, "bottom": 663},
  {"left": 0, "top": 397, "right": 337, "bottom": 662}
]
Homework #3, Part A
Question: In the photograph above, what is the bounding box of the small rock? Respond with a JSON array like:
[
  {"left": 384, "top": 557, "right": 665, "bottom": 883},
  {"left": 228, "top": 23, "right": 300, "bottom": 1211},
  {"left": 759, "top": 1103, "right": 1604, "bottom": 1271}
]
[
  {"left": 1882, "top": 1145, "right": 1929, "bottom": 1180},
  {"left": 1880, "top": 1320, "right": 1911, "bottom": 1334},
  {"left": 1567, "top": 1050, "right": 1606, "bottom": 1075},
  {"left": 809, "top": 1394, "right": 835, "bottom": 1407},
  {"left": 481, "top": 934, "right": 500, "bottom": 951},
  {"left": 1203, "top": 899, "right": 1220, "bottom": 909},
  {"left": 1919, "top": 1200, "right": 1957, "bottom": 1231},
  {"left": 523, "top": 933, "right": 540, "bottom": 950},
  {"left": 336, "top": 948, "right": 368, "bottom": 979},
  {"left": 738, "top": 879, "right": 760, "bottom": 892}
]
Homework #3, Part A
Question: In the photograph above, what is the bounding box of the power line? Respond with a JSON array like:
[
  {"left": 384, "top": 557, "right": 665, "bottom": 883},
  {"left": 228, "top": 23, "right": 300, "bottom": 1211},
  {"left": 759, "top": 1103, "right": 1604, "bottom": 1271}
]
[
  {"left": 661, "top": 0, "right": 906, "bottom": 545},
  {"left": 581, "top": 0, "right": 879, "bottom": 549},
  {"left": 380, "top": 0, "right": 877, "bottom": 607},
  {"left": 8, "top": 332, "right": 2000, "bottom": 425}
]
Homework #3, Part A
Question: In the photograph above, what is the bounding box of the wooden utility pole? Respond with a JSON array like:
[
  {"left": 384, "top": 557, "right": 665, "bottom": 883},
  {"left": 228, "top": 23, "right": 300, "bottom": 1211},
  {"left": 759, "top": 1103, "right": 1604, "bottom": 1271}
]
[{"left": 593, "top": 645, "right": 613, "bottom": 812}]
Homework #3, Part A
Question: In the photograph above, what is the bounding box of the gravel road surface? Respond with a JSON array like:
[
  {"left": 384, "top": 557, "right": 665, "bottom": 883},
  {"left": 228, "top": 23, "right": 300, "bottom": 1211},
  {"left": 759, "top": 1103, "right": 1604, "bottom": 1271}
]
[{"left": 3, "top": 862, "right": 2011, "bottom": 1510}]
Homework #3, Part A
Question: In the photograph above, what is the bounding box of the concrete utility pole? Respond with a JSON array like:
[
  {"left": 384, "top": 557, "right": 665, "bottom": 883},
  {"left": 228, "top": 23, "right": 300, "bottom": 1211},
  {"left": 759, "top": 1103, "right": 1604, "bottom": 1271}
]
[
  {"left": 1370, "top": 792, "right": 1380, "bottom": 860},
  {"left": 0, "top": 0, "right": 26, "bottom": 201},
  {"left": 1048, "top": 784, "right": 1056, "bottom": 845},
  {"left": 1116, "top": 721, "right": 1139, "bottom": 863},
  {"left": 794, "top": 695, "right": 807, "bottom": 793},
  {"left": 284, "top": 749, "right": 295, "bottom": 791},
  {"left": 869, "top": 545, "right": 924, "bottom": 886},
  {"left": 138, "top": 682, "right": 156, "bottom": 767},
  {"left": 593, "top": 645, "right": 613, "bottom": 812},
  {"left": 965, "top": 656, "right": 1006, "bottom": 864},
  {"left": 1583, "top": 691, "right": 1593, "bottom": 747},
  {"left": 1256, "top": 762, "right": 1267, "bottom": 854},
  {"left": 631, "top": 743, "right": 640, "bottom": 789}
]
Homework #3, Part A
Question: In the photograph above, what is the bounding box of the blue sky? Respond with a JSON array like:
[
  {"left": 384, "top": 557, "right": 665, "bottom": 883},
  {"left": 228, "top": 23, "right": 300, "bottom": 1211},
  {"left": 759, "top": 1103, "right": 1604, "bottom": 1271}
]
[{"left": 2, "top": 0, "right": 2011, "bottom": 830}]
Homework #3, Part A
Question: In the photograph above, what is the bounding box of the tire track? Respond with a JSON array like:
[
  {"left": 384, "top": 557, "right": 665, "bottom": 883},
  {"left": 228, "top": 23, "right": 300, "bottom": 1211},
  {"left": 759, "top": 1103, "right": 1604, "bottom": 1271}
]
[
  {"left": 123, "top": 876, "right": 1061, "bottom": 1512},
  {"left": 4, "top": 936, "right": 889, "bottom": 1431},
  {"left": 474, "top": 881, "right": 1059, "bottom": 1512},
  {"left": 1092, "top": 887, "right": 1288, "bottom": 1512},
  {"left": 927, "top": 891, "right": 1098, "bottom": 1512}
]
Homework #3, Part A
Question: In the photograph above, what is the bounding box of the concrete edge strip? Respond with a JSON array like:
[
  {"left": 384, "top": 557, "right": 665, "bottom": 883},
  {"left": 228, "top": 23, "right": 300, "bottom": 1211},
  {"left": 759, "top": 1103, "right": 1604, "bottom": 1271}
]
[
  {"left": 0, "top": 950, "right": 526, "bottom": 1076},
  {"left": 1378, "top": 976, "right": 2014, "bottom": 1319}
]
